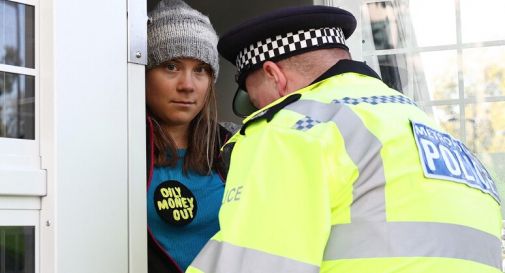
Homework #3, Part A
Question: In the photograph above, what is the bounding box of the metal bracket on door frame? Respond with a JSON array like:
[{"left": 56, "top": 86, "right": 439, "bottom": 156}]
[{"left": 127, "top": 0, "right": 148, "bottom": 65}]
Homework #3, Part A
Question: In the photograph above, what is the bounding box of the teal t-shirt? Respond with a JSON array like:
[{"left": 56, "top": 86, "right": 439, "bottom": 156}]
[{"left": 147, "top": 149, "right": 224, "bottom": 271}]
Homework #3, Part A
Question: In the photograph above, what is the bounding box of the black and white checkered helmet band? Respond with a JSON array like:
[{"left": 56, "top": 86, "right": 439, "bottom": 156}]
[{"left": 236, "top": 27, "right": 346, "bottom": 73}]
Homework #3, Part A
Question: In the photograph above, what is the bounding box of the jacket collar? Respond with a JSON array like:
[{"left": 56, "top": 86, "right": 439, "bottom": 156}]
[
  {"left": 311, "top": 59, "right": 381, "bottom": 85},
  {"left": 240, "top": 59, "right": 381, "bottom": 135}
]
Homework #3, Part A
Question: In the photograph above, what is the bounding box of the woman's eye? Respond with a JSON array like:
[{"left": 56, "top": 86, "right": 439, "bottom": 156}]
[
  {"left": 194, "top": 66, "right": 209, "bottom": 74},
  {"left": 166, "top": 63, "right": 177, "bottom": 71}
]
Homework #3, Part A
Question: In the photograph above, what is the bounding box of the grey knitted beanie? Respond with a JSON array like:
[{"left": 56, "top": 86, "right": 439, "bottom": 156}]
[{"left": 147, "top": 0, "right": 219, "bottom": 80}]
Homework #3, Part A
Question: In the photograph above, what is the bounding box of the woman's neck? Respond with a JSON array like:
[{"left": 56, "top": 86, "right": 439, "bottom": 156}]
[{"left": 163, "top": 124, "right": 189, "bottom": 149}]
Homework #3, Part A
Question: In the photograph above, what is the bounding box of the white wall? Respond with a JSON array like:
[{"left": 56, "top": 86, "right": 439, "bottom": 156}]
[{"left": 46, "top": 0, "right": 129, "bottom": 272}]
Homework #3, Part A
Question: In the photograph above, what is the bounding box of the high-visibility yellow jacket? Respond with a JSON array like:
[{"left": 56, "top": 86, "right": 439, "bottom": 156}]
[{"left": 187, "top": 60, "right": 503, "bottom": 273}]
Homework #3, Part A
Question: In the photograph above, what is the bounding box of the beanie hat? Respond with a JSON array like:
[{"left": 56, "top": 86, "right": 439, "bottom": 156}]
[{"left": 147, "top": 0, "right": 219, "bottom": 80}]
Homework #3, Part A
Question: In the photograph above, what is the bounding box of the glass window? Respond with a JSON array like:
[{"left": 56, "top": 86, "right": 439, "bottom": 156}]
[
  {"left": 409, "top": 0, "right": 456, "bottom": 47},
  {"left": 363, "top": 1, "right": 406, "bottom": 51},
  {"left": 0, "top": 72, "right": 35, "bottom": 139},
  {"left": 364, "top": 50, "right": 458, "bottom": 101},
  {"left": 464, "top": 102, "right": 505, "bottom": 154},
  {"left": 418, "top": 50, "right": 459, "bottom": 100},
  {"left": 463, "top": 46, "right": 505, "bottom": 98},
  {"left": 0, "top": 0, "right": 35, "bottom": 68},
  {"left": 0, "top": 226, "right": 35, "bottom": 273},
  {"left": 361, "top": 0, "right": 505, "bottom": 215},
  {"left": 364, "top": 54, "right": 409, "bottom": 92},
  {"left": 0, "top": 0, "right": 36, "bottom": 141},
  {"left": 423, "top": 104, "right": 461, "bottom": 138},
  {"left": 460, "top": 0, "right": 505, "bottom": 43},
  {"left": 362, "top": 0, "right": 456, "bottom": 51}
]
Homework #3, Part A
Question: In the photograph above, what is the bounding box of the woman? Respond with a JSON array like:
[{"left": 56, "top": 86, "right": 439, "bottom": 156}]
[{"left": 145, "top": 1, "right": 233, "bottom": 272}]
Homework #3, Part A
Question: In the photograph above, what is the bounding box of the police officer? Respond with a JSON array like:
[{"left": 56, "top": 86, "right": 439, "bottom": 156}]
[{"left": 187, "top": 5, "right": 503, "bottom": 273}]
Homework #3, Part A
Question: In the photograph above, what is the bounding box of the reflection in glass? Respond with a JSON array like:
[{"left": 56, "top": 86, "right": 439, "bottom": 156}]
[
  {"left": 461, "top": 0, "right": 505, "bottom": 43},
  {"left": 419, "top": 50, "right": 458, "bottom": 100},
  {"left": 463, "top": 46, "right": 505, "bottom": 98},
  {"left": 423, "top": 104, "right": 461, "bottom": 139},
  {"left": 465, "top": 102, "right": 505, "bottom": 154},
  {"left": 362, "top": 0, "right": 455, "bottom": 51},
  {"left": 363, "top": 1, "right": 406, "bottom": 51},
  {"left": 0, "top": 72, "right": 35, "bottom": 139},
  {"left": 0, "top": 226, "right": 35, "bottom": 273},
  {"left": 364, "top": 51, "right": 457, "bottom": 102},
  {"left": 0, "top": 0, "right": 35, "bottom": 68},
  {"left": 364, "top": 54, "right": 408, "bottom": 92}
]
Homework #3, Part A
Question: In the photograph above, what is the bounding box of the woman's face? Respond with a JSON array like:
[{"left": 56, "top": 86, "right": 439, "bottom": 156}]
[{"left": 146, "top": 58, "right": 212, "bottom": 127}]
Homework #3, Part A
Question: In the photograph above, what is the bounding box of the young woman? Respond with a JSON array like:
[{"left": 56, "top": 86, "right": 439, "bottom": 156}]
[{"left": 145, "top": 1, "right": 233, "bottom": 272}]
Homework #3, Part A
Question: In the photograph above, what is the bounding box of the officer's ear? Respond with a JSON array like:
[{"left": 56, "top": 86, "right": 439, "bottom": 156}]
[{"left": 262, "top": 61, "right": 287, "bottom": 96}]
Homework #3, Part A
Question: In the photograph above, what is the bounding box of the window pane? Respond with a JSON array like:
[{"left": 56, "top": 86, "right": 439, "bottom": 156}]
[
  {"left": 465, "top": 102, "right": 505, "bottom": 154},
  {"left": 463, "top": 46, "right": 505, "bottom": 98},
  {"left": 362, "top": 0, "right": 455, "bottom": 51},
  {"left": 363, "top": 1, "right": 407, "bottom": 50},
  {"left": 409, "top": 0, "right": 456, "bottom": 47},
  {"left": 461, "top": 0, "right": 505, "bottom": 43},
  {"left": 364, "top": 54, "right": 409, "bottom": 92},
  {"left": 418, "top": 50, "right": 458, "bottom": 100},
  {"left": 0, "top": 226, "right": 35, "bottom": 273},
  {"left": 364, "top": 50, "right": 458, "bottom": 101},
  {"left": 0, "top": 0, "right": 35, "bottom": 68},
  {"left": 0, "top": 71, "right": 35, "bottom": 139},
  {"left": 422, "top": 104, "right": 461, "bottom": 139}
]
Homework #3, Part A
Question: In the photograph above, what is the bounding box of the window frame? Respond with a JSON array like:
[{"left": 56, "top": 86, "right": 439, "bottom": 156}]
[{"left": 0, "top": 0, "right": 45, "bottom": 196}]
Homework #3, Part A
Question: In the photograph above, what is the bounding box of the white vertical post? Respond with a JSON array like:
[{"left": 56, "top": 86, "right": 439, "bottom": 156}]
[
  {"left": 126, "top": 63, "right": 147, "bottom": 273},
  {"left": 127, "top": 0, "right": 148, "bottom": 272},
  {"left": 39, "top": 0, "right": 56, "bottom": 271}
]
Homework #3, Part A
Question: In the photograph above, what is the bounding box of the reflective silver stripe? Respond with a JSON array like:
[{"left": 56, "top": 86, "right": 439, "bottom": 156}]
[
  {"left": 191, "top": 240, "right": 320, "bottom": 273},
  {"left": 285, "top": 99, "right": 342, "bottom": 123},
  {"left": 285, "top": 100, "right": 386, "bottom": 222},
  {"left": 324, "top": 221, "right": 502, "bottom": 269}
]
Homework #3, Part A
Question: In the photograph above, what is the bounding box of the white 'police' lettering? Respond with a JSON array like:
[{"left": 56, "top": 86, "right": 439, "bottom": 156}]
[
  {"left": 411, "top": 121, "right": 500, "bottom": 203},
  {"left": 222, "top": 186, "right": 244, "bottom": 204}
]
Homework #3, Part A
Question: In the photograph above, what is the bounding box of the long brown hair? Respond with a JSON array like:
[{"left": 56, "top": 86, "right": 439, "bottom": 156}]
[{"left": 150, "top": 75, "right": 220, "bottom": 175}]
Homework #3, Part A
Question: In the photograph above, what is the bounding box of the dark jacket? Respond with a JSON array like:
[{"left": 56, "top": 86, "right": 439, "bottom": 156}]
[{"left": 146, "top": 116, "right": 234, "bottom": 273}]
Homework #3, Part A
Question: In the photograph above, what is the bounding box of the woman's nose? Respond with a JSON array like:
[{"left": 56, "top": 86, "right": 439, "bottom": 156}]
[{"left": 176, "top": 71, "right": 195, "bottom": 92}]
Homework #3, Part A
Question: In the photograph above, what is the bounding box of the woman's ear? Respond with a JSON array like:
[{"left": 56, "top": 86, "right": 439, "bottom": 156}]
[{"left": 262, "top": 61, "right": 287, "bottom": 96}]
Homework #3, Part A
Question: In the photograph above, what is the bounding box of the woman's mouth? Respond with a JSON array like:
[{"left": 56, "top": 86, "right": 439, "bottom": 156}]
[{"left": 171, "top": 100, "right": 195, "bottom": 105}]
